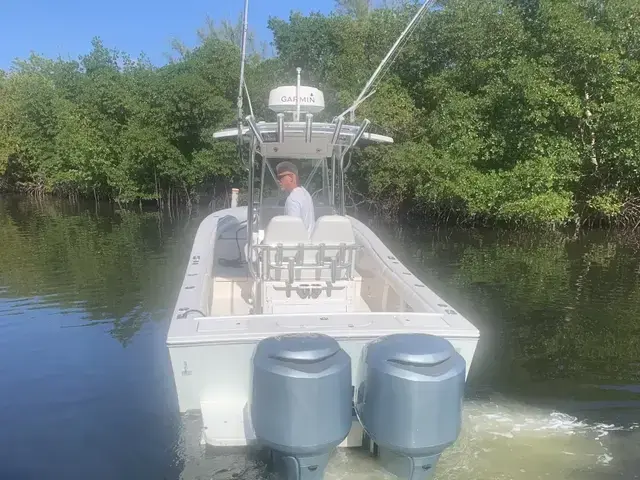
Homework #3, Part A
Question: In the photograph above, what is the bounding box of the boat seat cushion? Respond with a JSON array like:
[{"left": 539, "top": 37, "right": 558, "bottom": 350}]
[
  {"left": 260, "top": 215, "right": 356, "bottom": 283},
  {"left": 263, "top": 215, "right": 310, "bottom": 245},
  {"left": 310, "top": 215, "right": 355, "bottom": 245}
]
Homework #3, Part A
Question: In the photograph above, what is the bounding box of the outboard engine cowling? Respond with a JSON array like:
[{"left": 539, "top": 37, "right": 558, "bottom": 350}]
[
  {"left": 355, "top": 333, "right": 466, "bottom": 480},
  {"left": 251, "top": 333, "right": 352, "bottom": 480}
]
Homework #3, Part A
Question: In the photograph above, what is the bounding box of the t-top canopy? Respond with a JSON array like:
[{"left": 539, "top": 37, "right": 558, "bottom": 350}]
[
  {"left": 215, "top": 82, "right": 393, "bottom": 159},
  {"left": 213, "top": 121, "right": 393, "bottom": 159}
]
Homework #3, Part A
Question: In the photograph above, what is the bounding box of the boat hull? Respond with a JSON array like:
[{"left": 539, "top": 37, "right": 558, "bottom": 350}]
[
  {"left": 168, "top": 320, "right": 478, "bottom": 447},
  {"left": 166, "top": 209, "right": 480, "bottom": 447}
]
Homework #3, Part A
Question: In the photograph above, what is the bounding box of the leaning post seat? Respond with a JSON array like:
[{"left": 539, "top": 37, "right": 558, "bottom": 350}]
[
  {"left": 260, "top": 215, "right": 311, "bottom": 282},
  {"left": 262, "top": 215, "right": 310, "bottom": 245},
  {"left": 309, "top": 215, "right": 357, "bottom": 282},
  {"left": 257, "top": 215, "right": 360, "bottom": 314}
]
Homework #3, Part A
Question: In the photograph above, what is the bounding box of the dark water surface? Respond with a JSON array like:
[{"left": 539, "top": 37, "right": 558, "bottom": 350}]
[{"left": 1, "top": 196, "right": 639, "bottom": 480}]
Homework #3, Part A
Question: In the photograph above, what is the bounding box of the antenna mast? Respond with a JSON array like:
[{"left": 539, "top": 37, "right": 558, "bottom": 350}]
[{"left": 236, "top": 0, "right": 250, "bottom": 162}]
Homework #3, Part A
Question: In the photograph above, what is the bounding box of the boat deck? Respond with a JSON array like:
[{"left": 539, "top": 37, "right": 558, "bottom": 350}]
[
  {"left": 210, "top": 271, "right": 376, "bottom": 316},
  {"left": 167, "top": 209, "right": 481, "bottom": 423},
  {"left": 211, "top": 232, "right": 251, "bottom": 315}
]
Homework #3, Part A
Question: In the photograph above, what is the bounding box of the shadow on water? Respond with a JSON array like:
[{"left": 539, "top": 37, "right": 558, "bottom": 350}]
[{"left": 1, "top": 197, "right": 640, "bottom": 479}]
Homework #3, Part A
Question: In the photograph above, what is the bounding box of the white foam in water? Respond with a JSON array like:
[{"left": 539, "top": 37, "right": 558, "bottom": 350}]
[
  {"left": 177, "top": 397, "right": 640, "bottom": 480},
  {"left": 324, "top": 396, "right": 640, "bottom": 480}
]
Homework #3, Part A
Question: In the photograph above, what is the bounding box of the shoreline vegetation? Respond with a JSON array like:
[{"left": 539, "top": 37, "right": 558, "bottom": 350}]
[{"left": 2, "top": 0, "right": 640, "bottom": 229}]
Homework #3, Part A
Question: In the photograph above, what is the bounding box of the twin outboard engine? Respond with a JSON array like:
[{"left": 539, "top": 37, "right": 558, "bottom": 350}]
[
  {"left": 250, "top": 333, "right": 352, "bottom": 480},
  {"left": 250, "top": 332, "right": 466, "bottom": 480},
  {"left": 355, "top": 333, "right": 466, "bottom": 480}
]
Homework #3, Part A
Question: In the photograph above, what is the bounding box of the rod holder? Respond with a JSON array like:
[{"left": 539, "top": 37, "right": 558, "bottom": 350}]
[
  {"left": 351, "top": 119, "right": 371, "bottom": 147},
  {"left": 277, "top": 113, "right": 285, "bottom": 143},
  {"left": 331, "top": 117, "right": 344, "bottom": 145},
  {"left": 305, "top": 113, "right": 313, "bottom": 143},
  {"left": 246, "top": 115, "right": 264, "bottom": 145},
  {"left": 342, "top": 119, "right": 371, "bottom": 172}
]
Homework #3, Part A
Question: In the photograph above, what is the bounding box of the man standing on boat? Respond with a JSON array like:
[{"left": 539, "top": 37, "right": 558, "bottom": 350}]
[{"left": 276, "top": 161, "right": 315, "bottom": 234}]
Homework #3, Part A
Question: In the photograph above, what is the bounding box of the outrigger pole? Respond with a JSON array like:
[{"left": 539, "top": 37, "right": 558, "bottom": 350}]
[{"left": 342, "top": 0, "right": 437, "bottom": 122}]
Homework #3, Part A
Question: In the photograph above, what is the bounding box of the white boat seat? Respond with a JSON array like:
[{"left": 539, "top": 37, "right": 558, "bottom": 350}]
[
  {"left": 308, "top": 215, "right": 357, "bottom": 282},
  {"left": 257, "top": 215, "right": 359, "bottom": 314},
  {"left": 258, "top": 215, "right": 358, "bottom": 284},
  {"left": 260, "top": 215, "right": 311, "bottom": 282},
  {"left": 262, "top": 215, "right": 310, "bottom": 245},
  {"left": 310, "top": 215, "right": 355, "bottom": 245}
]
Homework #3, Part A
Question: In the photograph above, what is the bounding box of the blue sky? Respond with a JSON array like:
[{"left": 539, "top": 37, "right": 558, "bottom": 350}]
[{"left": 0, "top": 0, "right": 335, "bottom": 70}]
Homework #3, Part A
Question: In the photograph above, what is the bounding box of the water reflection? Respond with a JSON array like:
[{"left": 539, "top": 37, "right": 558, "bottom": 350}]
[
  {"left": 357, "top": 220, "right": 640, "bottom": 479},
  {"left": 370, "top": 223, "right": 640, "bottom": 393},
  {"left": 0, "top": 196, "right": 193, "bottom": 345}
]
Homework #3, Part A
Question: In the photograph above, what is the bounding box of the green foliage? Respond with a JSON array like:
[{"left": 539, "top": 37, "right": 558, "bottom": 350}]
[
  {"left": 270, "top": 0, "right": 640, "bottom": 227},
  {"left": 0, "top": 37, "right": 247, "bottom": 205},
  {"left": 4, "top": 0, "right": 640, "bottom": 226}
]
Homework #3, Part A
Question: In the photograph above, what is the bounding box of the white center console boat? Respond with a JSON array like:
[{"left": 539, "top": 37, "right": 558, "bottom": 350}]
[{"left": 167, "top": 2, "right": 480, "bottom": 478}]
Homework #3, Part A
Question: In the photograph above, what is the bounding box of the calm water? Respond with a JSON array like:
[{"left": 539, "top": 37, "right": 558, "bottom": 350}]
[{"left": 1, "top": 196, "right": 639, "bottom": 480}]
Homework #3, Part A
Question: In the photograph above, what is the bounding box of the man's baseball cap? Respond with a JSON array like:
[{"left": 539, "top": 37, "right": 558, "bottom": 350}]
[{"left": 276, "top": 161, "right": 298, "bottom": 178}]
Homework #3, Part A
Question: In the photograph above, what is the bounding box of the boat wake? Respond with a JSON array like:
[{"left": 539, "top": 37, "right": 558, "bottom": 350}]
[
  {"left": 324, "top": 396, "right": 640, "bottom": 480},
  {"left": 176, "top": 396, "right": 640, "bottom": 480}
]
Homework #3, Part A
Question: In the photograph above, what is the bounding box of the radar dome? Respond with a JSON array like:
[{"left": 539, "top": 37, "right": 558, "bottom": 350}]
[{"left": 268, "top": 86, "right": 325, "bottom": 114}]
